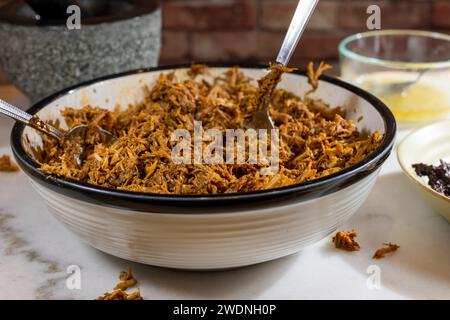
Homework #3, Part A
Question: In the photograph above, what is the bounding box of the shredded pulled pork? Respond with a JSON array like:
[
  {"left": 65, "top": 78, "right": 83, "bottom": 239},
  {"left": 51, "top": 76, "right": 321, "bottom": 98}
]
[
  {"left": 372, "top": 243, "right": 399, "bottom": 259},
  {"left": 257, "top": 62, "right": 296, "bottom": 110},
  {"left": 306, "top": 62, "right": 332, "bottom": 96},
  {"left": 32, "top": 65, "right": 383, "bottom": 195},
  {"left": 332, "top": 230, "right": 360, "bottom": 252},
  {"left": 0, "top": 154, "right": 19, "bottom": 172},
  {"left": 97, "top": 269, "right": 143, "bottom": 300}
]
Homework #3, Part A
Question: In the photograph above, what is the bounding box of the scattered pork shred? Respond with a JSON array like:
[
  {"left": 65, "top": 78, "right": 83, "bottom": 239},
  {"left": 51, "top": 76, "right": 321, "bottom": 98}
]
[
  {"left": 0, "top": 154, "right": 19, "bottom": 172},
  {"left": 332, "top": 230, "right": 360, "bottom": 251},
  {"left": 306, "top": 62, "right": 333, "bottom": 95},
  {"left": 31, "top": 64, "right": 383, "bottom": 195},
  {"left": 373, "top": 243, "right": 400, "bottom": 259},
  {"left": 96, "top": 268, "right": 143, "bottom": 300}
]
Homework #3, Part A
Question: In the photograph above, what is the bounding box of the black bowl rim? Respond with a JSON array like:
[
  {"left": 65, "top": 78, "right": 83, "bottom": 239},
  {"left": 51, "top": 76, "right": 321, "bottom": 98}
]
[{"left": 10, "top": 63, "right": 396, "bottom": 212}]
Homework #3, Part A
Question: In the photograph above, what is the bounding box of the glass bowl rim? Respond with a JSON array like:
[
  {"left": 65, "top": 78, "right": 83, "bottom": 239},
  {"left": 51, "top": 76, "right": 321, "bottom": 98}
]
[{"left": 339, "top": 29, "right": 450, "bottom": 69}]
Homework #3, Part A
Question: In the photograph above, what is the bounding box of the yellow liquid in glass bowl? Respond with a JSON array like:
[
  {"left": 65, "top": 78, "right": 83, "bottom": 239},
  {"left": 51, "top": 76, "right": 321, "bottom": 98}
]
[{"left": 355, "top": 72, "right": 450, "bottom": 125}]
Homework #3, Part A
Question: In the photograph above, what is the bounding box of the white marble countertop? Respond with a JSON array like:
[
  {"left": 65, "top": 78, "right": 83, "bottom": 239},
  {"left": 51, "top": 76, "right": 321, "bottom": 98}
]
[{"left": 0, "top": 85, "right": 449, "bottom": 300}]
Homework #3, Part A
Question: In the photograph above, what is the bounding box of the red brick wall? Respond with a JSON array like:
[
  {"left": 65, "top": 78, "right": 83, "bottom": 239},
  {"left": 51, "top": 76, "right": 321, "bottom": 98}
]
[
  {"left": 160, "top": 0, "right": 450, "bottom": 68},
  {"left": 1, "top": 0, "right": 449, "bottom": 84}
]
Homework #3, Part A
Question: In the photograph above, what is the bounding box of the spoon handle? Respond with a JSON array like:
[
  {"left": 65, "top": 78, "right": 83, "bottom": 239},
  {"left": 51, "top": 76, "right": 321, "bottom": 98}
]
[
  {"left": 0, "top": 98, "right": 33, "bottom": 124},
  {"left": 276, "top": 0, "right": 319, "bottom": 66},
  {"left": 0, "top": 98, "right": 63, "bottom": 141}
]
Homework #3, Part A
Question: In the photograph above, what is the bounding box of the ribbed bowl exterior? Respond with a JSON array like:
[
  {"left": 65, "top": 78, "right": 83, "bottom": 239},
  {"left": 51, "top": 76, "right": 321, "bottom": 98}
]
[{"left": 29, "top": 169, "right": 379, "bottom": 270}]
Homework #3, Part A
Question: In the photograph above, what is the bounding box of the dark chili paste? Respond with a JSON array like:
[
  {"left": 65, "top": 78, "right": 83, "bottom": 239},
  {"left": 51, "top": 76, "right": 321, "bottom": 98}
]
[{"left": 412, "top": 160, "right": 450, "bottom": 198}]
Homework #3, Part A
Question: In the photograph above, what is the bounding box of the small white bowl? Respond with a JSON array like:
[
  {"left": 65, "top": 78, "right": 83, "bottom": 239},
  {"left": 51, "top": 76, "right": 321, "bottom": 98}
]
[
  {"left": 11, "top": 64, "right": 396, "bottom": 270},
  {"left": 397, "top": 121, "right": 450, "bottom": 222}
]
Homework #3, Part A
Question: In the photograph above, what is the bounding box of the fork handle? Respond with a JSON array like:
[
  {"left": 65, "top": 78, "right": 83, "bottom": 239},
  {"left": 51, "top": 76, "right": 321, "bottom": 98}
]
[
  {"left": 276, "top": 0, "right": 319, "bottom": 66},
  {"left": 0, "top": 98, "right": 63, "bottom": 141},
  {"left": 0, "top": 98, "right": 33, "bottom": 124}
]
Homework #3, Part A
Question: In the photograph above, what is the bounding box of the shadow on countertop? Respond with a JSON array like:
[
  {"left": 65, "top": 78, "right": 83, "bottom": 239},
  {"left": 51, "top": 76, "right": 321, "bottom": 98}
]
[
  {"left": 319, "top": 172, "right": 450, "bottom": 299},
  {"left": 92, "top": 249, "right": 299, "bottom": 300}
]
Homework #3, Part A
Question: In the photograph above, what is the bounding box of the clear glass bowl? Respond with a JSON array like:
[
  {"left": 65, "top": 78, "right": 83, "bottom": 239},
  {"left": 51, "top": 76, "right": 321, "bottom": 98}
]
[{"left": 339, "top": 30, "right": 450, "bottom": 127}]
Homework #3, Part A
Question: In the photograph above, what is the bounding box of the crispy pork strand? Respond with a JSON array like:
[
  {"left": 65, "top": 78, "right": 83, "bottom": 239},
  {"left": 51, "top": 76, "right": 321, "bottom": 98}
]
[
  {"left": 0, "top": 155, "right": 19, "bottom": 172},
  {"left": 32, "top": 64, "right": 383, "bottom": 195}
]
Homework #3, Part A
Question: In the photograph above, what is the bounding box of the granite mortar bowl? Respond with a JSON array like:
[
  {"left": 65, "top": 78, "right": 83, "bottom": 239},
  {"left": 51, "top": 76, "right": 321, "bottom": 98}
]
[
  {"left": 11, "top": 64, "right": 396, "bottom": 270},
  {"left": 0, "top": 0, "right": 161, "bottom": 103}
]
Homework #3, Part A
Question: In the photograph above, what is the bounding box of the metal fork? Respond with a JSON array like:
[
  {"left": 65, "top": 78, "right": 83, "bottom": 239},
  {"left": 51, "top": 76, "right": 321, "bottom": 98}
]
[
  {"left": 252, "top": 0, "right": 319, "bottom": 130},
  {"left": 0, "top": 98, "right": 114, "bottom": 144}
]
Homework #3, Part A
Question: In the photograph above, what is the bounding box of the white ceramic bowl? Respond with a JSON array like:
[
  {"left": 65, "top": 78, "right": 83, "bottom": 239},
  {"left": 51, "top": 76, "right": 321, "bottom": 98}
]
[
  {"left": 397, "top": 121, "right": 450, "bottom": 222},
  {"left": 11, "top": 65, "right": 396, "bottom": 270}
]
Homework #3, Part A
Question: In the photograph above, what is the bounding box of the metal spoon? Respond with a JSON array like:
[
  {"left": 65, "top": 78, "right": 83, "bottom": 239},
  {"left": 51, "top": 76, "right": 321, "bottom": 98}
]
[
  {"left": 252, "top": 0, "right": 319, "bottom": 130},
  {"left": 0, "top": 98, "right": 115, "bottom": 153}
]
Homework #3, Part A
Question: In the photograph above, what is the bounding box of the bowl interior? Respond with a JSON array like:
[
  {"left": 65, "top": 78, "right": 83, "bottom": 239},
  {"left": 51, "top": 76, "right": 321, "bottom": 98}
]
[
  {"left": 11, "top": 65, "right": 396, "bottom": 209},
  {"left": 21, "top": 66, "right": 387, "bottom": 160}
]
